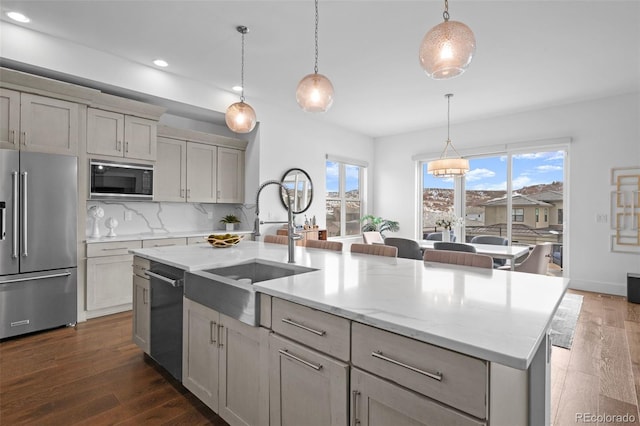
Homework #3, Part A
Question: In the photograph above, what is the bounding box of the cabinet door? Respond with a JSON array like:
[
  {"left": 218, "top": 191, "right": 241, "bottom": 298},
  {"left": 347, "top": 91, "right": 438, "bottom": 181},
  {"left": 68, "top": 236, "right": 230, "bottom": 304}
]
[
  {"left": 20, "top": 93, "right": 79, "bottom": 155},
  {"left": 124, "top": 115, "right": 157, "bottom": 161},
  {"left": 86, "top": 254, "right": 133, "bottom": 311},
  {"left": 155, "top": 137, "right": 186, "bottom": 202},
  {"left": 132, "top": 275, "right": 150, "bottom": 353},
  {"left": 216, "top": 147, "right": 244, "bottom": 203},
  {"left": 186, "top": 142, "right": 217, "bottom": 203},
  {"left": 351, "top": 368, "right": 485, "bottom": 426},
  {"left": 87, "top": 108, "right": 124, "bottom": 157},
  {"left": 269, "top": 334, "right": 349, "bottom": 426},
  {"left": 0, "top": 88, "right": 20, "bottom": 149},
  {"left": 218, "top": 314, "right": 269, "bottom": 426},
  {"left": 183, "top": 298, "right": 220, "bottom": 412}
]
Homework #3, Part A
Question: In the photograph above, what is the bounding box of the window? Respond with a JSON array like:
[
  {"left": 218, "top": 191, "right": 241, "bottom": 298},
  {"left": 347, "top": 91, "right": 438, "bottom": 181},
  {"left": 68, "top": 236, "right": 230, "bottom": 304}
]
[
  {"left": 326, "top": 160, "right": 364, "bottom": 238},
  {"left": 558, "top": 209, "right": 563, "bottom": 224},
  {"left": 544, "top": 208, "right": 548, "bottom": 222},
  {"left": 535, "top": 208, "right": 539, "bottom": 223},
  {"left": 513, "top": 208, "right": 524, "bottom": 222}
]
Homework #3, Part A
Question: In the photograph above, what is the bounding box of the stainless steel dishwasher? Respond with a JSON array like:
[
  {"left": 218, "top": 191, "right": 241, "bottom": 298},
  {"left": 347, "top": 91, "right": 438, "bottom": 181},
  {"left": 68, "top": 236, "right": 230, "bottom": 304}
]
[{"left": 146, "top": 261, "right": 184, "bottom": 381}]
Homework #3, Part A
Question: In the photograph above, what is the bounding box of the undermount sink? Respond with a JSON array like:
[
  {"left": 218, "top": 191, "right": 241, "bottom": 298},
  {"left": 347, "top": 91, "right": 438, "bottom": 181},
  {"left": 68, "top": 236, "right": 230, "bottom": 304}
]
[{"left": 185, "top": 259, "right": 317, "bottom": 326}]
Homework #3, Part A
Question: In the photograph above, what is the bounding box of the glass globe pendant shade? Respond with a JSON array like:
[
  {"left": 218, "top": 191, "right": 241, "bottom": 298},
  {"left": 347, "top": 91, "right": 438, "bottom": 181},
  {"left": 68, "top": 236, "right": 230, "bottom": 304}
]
[
  {"left": 225, "top": 101, "right": 256, "bottom": 133},
  {"left": 296, "top": 73, "right": 334, "bottom": 112},
  {"left": 419, "top": 20, "right": 476, "bottom": 79}
]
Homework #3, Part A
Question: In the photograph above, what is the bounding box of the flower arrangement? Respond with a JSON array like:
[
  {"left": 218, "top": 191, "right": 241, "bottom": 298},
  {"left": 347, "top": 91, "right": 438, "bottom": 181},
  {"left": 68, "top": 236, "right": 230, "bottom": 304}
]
[{"left": 435, "top": 213, "right": 464, "bottom": 230}]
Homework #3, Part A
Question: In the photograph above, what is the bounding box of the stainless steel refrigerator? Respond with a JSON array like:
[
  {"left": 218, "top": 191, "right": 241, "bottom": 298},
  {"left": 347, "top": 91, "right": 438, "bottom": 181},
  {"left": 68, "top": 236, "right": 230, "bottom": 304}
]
[{"left": 1, "top": 149, "right": 77, "bottom": 339}]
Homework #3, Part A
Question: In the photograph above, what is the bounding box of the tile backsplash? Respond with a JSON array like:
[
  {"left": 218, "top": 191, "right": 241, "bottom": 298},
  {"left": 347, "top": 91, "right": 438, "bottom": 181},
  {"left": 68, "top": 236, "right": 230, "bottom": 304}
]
[{"left": 86, "top": 201, "right": 253, "bottom": 238}]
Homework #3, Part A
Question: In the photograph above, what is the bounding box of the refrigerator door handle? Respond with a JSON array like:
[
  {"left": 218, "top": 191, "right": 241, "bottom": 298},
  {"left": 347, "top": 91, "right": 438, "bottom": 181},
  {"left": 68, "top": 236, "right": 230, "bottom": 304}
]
[
  {"left": 0, "top": 202, "right": 5, "bottom": 241},
  {"left": 12, "top": 171, "right": 19, "bottom": 258},
  {"left": 21, "top": 171, "right": 28, "bottom": 257},
  {"left": 0, "top": 271, "right": 71, "bottom": 285}
]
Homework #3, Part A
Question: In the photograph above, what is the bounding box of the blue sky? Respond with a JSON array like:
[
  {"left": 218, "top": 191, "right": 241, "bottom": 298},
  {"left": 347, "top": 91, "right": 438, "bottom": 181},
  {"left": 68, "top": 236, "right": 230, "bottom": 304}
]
[
  {"left": 423, "top": 151, "right": 565, "bottom": 191},
  {"left": 326, "top": 161, "right": 360, "bottom": 193}
]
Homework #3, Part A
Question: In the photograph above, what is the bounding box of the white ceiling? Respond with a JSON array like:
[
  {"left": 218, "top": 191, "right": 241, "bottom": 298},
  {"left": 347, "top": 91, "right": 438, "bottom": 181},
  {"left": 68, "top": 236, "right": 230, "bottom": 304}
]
[{"left": 1, "top": 1, "right": 639, "bottom": 138}]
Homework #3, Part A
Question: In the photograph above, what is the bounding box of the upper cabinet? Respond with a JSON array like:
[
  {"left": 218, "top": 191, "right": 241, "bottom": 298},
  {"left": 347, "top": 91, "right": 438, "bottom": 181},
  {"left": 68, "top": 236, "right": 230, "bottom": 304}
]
[
  {"left": 155, "top": 126, "right": 247, "bottom": 204},
  {"left": 0, "top": 88, "right": 81, "bottom": 155},
  {"left": 87, "top": 93, "right": 165, "bottom": 161}
]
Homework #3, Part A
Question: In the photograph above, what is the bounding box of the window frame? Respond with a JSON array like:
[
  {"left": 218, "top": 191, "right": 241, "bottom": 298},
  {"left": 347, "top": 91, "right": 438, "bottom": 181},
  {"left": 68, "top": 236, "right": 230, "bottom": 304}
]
[{"left": 325, "top": 156, "right": 367, "bottom": 239}]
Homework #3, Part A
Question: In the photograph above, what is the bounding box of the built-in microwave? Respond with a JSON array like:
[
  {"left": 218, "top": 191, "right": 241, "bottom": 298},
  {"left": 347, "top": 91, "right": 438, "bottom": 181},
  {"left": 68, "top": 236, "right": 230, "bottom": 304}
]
[{"left": 90, "top": 160, "right": 153, "bottom": 200}]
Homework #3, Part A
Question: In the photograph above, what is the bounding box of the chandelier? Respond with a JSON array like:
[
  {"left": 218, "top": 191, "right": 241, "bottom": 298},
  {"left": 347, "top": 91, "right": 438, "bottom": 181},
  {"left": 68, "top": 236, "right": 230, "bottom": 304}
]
[
  {"left": 419, "top": 0, "right": 476, "bottom": 79},
  {"left": 225, "top": 26, "right": 257, "bottom": 133},
  {"left": 427, "top": 94, "right": 469, "bottom": 177}
]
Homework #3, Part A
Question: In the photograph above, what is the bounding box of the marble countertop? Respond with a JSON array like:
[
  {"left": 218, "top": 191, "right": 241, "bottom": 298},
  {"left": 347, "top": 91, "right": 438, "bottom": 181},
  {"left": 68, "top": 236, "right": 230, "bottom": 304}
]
[
  {"left": 85, "top": 229, "right": 254, "bottom": 244},
  {"left": 130, "top": 240, "right": 569, "bottom": 370}
]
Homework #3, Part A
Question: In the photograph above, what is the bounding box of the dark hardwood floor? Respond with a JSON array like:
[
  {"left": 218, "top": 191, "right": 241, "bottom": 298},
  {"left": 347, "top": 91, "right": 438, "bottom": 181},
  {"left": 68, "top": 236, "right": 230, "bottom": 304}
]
[{"left": 1, "top": 289, "right": 638, "bottom": 425}]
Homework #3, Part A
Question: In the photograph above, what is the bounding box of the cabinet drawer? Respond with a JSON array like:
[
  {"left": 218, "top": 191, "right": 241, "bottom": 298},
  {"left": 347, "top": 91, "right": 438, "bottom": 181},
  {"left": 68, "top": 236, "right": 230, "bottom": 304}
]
[
  {"left": 142, "top": 237, "right": 187, "bottom": 248},
  {"left": 272, "top": 298, "right": 350, "bottom": 362},
  {"left": 187, "top": 236, "right": 209, "bottom": 245},
  {"left": 87, "top": 240, "right": 142, "bottom": 257},
  {"left": 133, "top": 256, "right": 150, "bottom": 279},
  {"left": 351, "top": 322, "right": 488, "bottom": 419}
]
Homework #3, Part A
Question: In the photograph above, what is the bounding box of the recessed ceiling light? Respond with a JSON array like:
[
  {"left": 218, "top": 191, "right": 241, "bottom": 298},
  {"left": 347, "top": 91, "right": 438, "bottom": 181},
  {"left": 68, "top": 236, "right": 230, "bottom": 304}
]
[
  {"left": 232, "top": 85, "right": 243, "bottom": 92},
  {"left": 7, "top": 11, "right": 30, "bottom": 23},
  {"left": 153, "top": 59, "right": 168, "bottom": 67}
]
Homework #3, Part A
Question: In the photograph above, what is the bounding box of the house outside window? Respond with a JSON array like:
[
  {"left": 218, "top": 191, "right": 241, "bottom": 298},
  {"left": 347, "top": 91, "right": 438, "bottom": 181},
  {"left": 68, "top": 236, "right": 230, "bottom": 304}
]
[
  {"left": 535, "top": 208, "right": 539, "bottom": 223},
  {"left": 326, "top": 159, "right": 365, "bottom": 238},
  {"left": 513, "top": 208, "right": 524, "bottom": 222}
]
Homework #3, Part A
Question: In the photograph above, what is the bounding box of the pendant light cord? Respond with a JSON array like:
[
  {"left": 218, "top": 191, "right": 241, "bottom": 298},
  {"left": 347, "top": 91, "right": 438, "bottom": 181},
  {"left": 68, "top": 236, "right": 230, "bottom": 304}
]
[
  {"left": 443, "top": 0, "right": 450, "bottom": 21},
  {"left": 240, "top": 27, "right": 246, "bottom": 102},
  {"left": 314, "top": 0, "right": 319, "bottom": 74},
  {"left": 440, "top": 93, "right": 463, "bottom": 159}
]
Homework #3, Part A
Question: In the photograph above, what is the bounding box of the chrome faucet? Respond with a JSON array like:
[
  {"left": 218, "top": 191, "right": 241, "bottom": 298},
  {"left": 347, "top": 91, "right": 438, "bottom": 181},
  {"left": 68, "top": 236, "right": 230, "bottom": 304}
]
[{"left": 254, "top": 180, "right": 302, "bottom": 263}]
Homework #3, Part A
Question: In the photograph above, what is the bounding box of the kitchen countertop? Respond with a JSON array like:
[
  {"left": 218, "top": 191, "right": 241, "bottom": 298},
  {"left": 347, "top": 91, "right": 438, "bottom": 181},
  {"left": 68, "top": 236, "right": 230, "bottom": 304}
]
[
  {"left": 130, "top": 240, "right": 569, "bottom": 370},
  {"left": 85, "top": 229, "right": 254, "bottom": 244}
]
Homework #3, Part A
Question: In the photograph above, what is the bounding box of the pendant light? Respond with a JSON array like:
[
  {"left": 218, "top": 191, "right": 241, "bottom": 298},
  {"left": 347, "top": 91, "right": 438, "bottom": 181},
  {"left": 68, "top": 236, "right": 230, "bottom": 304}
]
[
  {"left": 427, "top": 94, "right": 469, "bottom": 177},
  {"left": 296, "top": 0, "right": 334, "bottom": 112},
  {"left": 225, "top": 26, "right": 257, "bottom": 133},
  {"left": 419, "top": 0, "right": 476, "bottom": 79}
]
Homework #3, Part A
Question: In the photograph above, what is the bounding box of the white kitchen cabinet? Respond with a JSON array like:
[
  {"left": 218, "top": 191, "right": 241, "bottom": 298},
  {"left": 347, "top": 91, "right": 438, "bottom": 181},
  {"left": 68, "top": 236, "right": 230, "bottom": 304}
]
[
  {"left": 216, "top": 147, "right": 245, "bottom": 203},
  {"left": 86, "top": 254, "right": 135, "bottom": 312},
  {"left": 182, "top": 298, "right": 269, "bottom": 426},
  {"left": 132, "top": 256, "right": 150, "bottom": 353},
  {"left": 87, "top": 107, "right": 157, "bottom": 161},
  {"left": 269, "top": 333, "right": 349, "bottom": 426},
  {"left": 351, "top": 368, "right": 485, "bottom": 426},
  {"left": 186, "top": 142, "right": 217, "bottom": 203},
  {"left": 155, "top": 136, "right": 187, "bottom": 202},
  {"left": 0, "top": 90, "right": 80, "bottom": 155}
]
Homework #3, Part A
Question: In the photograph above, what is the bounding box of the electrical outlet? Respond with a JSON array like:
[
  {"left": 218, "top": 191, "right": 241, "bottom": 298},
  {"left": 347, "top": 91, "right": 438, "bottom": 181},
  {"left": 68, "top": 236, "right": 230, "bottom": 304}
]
[
  {"left": 124, "top": 211, "right": 133, "bottom": 221},
  {"left": 595, "top": 213, "right": 608, "bottom": 224},
  {"left": 207, "top": 212, "right": 214, "bottom": 220}
]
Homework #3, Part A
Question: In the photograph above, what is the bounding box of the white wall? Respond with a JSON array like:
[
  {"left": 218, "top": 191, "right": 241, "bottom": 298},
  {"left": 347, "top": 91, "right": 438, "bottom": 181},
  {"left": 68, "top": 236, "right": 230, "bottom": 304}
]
[{"left": 374, "top": 93, "right": 640, "bottom": 295}]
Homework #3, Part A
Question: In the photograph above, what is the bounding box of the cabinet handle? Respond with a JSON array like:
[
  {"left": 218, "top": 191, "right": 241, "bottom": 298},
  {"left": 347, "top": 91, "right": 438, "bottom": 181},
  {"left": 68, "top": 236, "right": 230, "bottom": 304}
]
[
  {"left": 210, "top": 321, "right": 217, "bottom": 344},
  {"left": 281, "top": 318, "right": 326, "bottom": 336},
  {"left": 180, "top": 189, "right": 185, "bottom": 198},
  {"left": 125, "top": 141, "right": 129, "bottom": 153},
  {"left": 20, "top": 131, "right": 26, "bottom": 145},
  {"left": 351, "top": 390, "right": 361, "bottom": 425},
  {"left": 186, "top": 189, "right": 191, "bottom": 199},
  {"left": 152, "top": 243, "right": 175, "bottom": 247},
  {"left": 142, "top": 288, "right": 148, "bottom": 305},
  {"left": 278, "top": 349, "right": 323, "bottom": 371},
  {"left": 117, "top": 140, "right": 122, "bottom": 152},
  {"left": 101, "top": 247, "right": 129, "bottom": 251},
  {"left": 217, "top": 324, "right": 224, "bottom": 348},
  {"left": 9, "top": 130, "right": 15, "bottom": 144},
  {"left": 371, "top": 351, "right": 443, "bottom": 381},
  {"left": 217, "top": 190, "right": 221, "bottom": 199}
]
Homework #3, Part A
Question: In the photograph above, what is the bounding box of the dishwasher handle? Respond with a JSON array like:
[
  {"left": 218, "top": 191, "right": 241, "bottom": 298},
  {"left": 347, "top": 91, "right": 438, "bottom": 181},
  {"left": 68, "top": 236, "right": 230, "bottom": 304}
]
[{"left": 145, "top": 270, "right": 183, "bottom": 288}]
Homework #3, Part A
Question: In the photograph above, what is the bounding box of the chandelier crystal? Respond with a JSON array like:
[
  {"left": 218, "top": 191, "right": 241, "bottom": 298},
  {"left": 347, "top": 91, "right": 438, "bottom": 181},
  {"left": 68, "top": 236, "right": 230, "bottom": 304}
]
[
  {"left": 225, "top": 26, "right": 257, "bottom": 133},
  {"left": 419, "top": 0, "right": 476, "bottom": 79},
  {"left": 296, "top": 0, "right": 334, "bottom": 112},
  {"left": 427, "top": 94, "right": 469, "bottom": 177}
]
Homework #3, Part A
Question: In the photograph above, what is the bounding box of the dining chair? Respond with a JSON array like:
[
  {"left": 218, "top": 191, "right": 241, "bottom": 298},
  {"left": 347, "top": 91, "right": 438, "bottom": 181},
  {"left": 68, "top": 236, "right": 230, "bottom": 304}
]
[
  {"left": 499, "top": 243, "right": 553, "bottom": 275},
  {"left": 383, "top": 237, "right": 423, "bottom": 260},
  {"left": 362, "top": 231, "right": 385, "bottom": 245},
  {"left": 433, "top": 242, "right": 476, "bottom": 253},
  {"left": 425, "top": 232, "right": 457, "bottom": 242},
  {"left": 263, "top": 234, "right": 288, "bottom": 245},
  {"left": 304, "top": 239, "right": 343, "bottom": 252},
  {"left": 423, "top": 250, "right": 493, "bottom": 269},
  {"left": 470, "top": 235, "right": 508, "bottom": 267},
  {"left": 350, "top": 243, "right": 397, "bottom": 257}
]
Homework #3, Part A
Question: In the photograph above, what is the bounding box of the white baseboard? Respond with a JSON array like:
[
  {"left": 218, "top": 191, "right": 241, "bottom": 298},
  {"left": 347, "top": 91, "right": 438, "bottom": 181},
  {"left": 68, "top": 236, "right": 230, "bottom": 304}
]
[{"left": 569, "top": 279, "right": 626, "bottom": 297}]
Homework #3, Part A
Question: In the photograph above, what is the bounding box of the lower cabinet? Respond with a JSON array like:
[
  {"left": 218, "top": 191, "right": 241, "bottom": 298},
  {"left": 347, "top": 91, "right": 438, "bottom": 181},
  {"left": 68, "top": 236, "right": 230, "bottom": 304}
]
[
  {"left": 86, "top": 254, "right": 134, "bottom": 312},
  {"left": 182, "top": 298, "right": 268, "bottom": 426},
  {"left": 351, "top": 368, "right": 485, "bottom": 426},
  {"left": 132, "top": 256, "right": 150, "bottom": 353},
  {"left": 269, "top": 333, "right": 349, "bottom": 426}
]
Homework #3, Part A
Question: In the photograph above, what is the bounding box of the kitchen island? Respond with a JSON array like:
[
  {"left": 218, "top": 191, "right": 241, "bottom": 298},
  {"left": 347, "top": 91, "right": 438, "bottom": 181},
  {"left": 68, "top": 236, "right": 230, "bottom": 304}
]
[{"left": 131, "top": 240, "right": 569, "bottom": 426}]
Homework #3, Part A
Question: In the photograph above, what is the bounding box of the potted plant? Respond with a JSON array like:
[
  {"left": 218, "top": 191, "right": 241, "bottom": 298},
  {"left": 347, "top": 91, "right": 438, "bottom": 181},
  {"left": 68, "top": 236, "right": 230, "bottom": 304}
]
[
  {"left": 435, "top": 212, "right": 464, "bottom": 242},
  {"left": 360, "top": 215, "right": 399, "bottom": 236},
  {"left": 220, "top": 214, "right": 241, "bottom": 231}
]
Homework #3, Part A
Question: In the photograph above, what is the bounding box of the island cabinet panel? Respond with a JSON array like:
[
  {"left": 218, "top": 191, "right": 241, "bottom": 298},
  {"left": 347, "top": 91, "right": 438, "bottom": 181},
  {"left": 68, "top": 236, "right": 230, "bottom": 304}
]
[
  {"left": 182, "top": 299, "right": 269, "bottom": 426},
  {"left": 269, "top": 333, "right": 349, "bottom": 426},
  {"left": 351, "top": 322, "right": 488, "bottom": 420},
  {"left": 271, "top": 298, "right": 350, "bottom": 362},
  {"left": 132, "top": 256, "right": 150, "bottom": 353},
  {"left": 351, "top": 368, "right": 485, "bottom": 426}
]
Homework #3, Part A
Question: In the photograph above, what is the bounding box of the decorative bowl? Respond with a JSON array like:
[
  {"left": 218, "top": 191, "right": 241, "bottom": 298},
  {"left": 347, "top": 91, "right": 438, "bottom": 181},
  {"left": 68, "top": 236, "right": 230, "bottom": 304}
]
[{"left": 206, "top": 234, "right": 244, "bottom": 248}]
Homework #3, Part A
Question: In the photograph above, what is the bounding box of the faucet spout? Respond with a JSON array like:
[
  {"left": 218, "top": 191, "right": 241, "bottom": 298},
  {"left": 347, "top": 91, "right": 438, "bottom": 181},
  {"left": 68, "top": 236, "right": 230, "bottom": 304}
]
[{"left": 255, "top": 180, "right": 301, "bottom": 263}]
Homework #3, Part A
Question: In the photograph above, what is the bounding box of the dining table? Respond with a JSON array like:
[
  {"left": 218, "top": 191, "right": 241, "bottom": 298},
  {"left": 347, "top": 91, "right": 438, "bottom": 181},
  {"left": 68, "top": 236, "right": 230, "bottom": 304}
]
[{"left": 419, "top": 240, "right": 531, "bottom": 270}]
